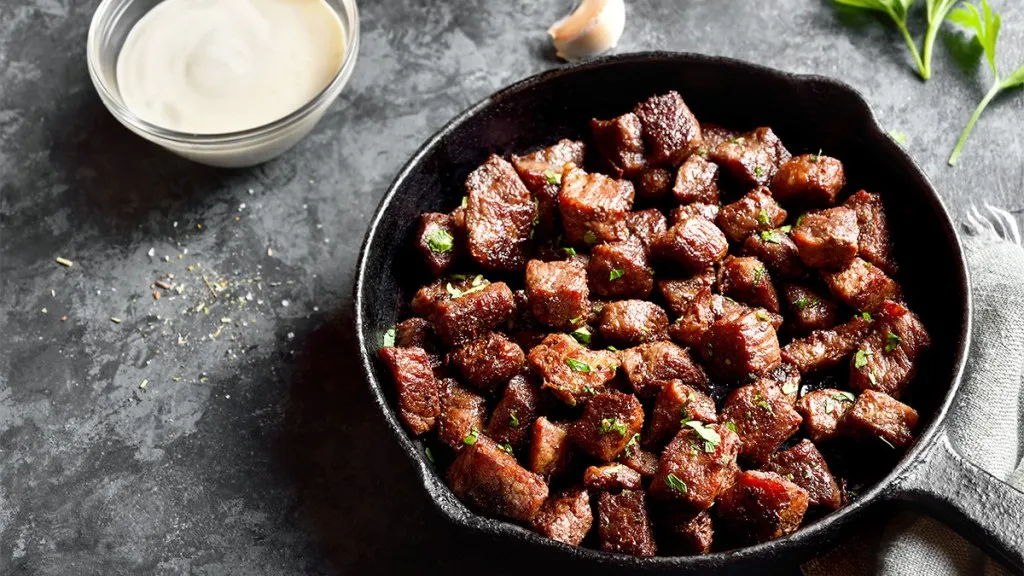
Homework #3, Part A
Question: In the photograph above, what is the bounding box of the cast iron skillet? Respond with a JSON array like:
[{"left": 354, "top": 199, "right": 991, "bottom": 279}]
[{"left": 354, "top": 52, "right": 1024, "bottom": 572}]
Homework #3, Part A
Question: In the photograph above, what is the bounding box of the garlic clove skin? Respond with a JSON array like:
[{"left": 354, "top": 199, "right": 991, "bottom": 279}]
[{"left": 548, "top": 0, "right": 626, "bottom": 62}]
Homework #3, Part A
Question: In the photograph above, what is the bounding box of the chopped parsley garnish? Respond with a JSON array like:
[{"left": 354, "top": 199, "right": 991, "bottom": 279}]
[
  {"left": 782, "top": 380, "right": 799, "bottom": 395},
  {"left": 697, "top": 147, "right": 709, "bottom": 156},
  {"left": 609, "top": 268, "right": 625, "bottom": 281},
  {"left": 463, "top": 427, "right": 479, "bottom": 446},
  {"left": 779, "top": 224, "right": 793, "bottom": 233},
  {"left": 868, "top": 370, "right": 879, "bottom": 386},
  {"left": 685, "top": 420, "right": 721, "bottom": 452},
  {"left": 624, "top": 433, "right": 640, "bottom": 457},
  {"left": 569, "top": 314, "right": 583, "bottom": 326},
  {"left": 562, "top": 246, "right": 577, "bottom": 257},
  {"left": 728, "top": 136, "right": 745, "bottom": 144},
  {"left": 753, "top": 390, "right": 773, "bottom": 413},
  {"left": 571, "top": 326, "right": 592, "bottom": 345},
  {"left": 498, "top": 442, "right": 515, "bottom": 455},
  {"left": 861, "top": 311, "right": 873, "bottom": 320},
  {"left": 665, "top": 473, "right": 688, "bottom": 494},
  {"left": 878, "top": 436, "right": 896, "bottom": 449},
  {"left": 754, "top": 165, "right": 765, "bottom": 179},
  {"left": 753, "top": 267, "right": 765, "bottom": 286},
  {"left": 544, "top": 170, "right": 562, "bottom": 185},
  {"left": 606, "top": 345, "right": 618, "bottom": 352},
  {"left": 583, "top": 230, "right": 598, "bottom": 245},
  {"left": 565, "top": 358, "right": 593, "bottom": 373},
  {"left": 854, "top": 349, "right": 872, "bottom": 369},
  {"left": 755, "top": 310, "right": 770, "bottom": 322},
  {"left": 795, "top": 214, "right": 806, "bottom": 227},
  {"left": 885, "top": 332, "right": 903, "bottom": 353},
  {"left": 834, "top": 391, "right": 856, "bottom": 402},
  {"left": 599, "top": 417, "right": 628, "bottom": 437},
  {"left": 461, "top": 196, "right": 468, "bottom": 209},
  {"left": 824, "top": 397, "right": 836, "bottom": 415},
  {"left": 425, "top": 228, "right": 454, "bottom": 253},
  {"left": 757, "top": 209, "right": 770, "bottom": 226},
  {"left": 446, "top": 276, "right": 487, "bottom": 299},
  {"left": 425, "top": 446, "right": 435, "bottom": 464},
  {"left": 382, "top": 327, "right": 396, "bottom": 347},
  {"left": 761, "top": 230, "right": 782, "bottom": 244},
  {"left": 724, "top": 421, "right": 738, "bottom": 433},
  {"left": 509, "top": 411, "right": 520, "bottom": 428}
]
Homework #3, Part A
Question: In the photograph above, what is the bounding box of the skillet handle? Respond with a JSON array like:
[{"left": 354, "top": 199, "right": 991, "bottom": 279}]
[{"left": 892, "top": 430, "right": 1024, "bottom": 571}]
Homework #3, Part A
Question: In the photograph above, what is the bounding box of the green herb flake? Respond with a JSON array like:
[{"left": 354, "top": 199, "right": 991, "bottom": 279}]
[
  {"left": 509, "top": 411, "right": 520, "bottom": 428},
  {"left": 753, "top": 267, "right": 765, "bottom": 286},
  {"left": 685, "top": 420, "right": 722, "bottom": 452},
  {"left": 565, "top": 358, "right": 593, "bottom": 373},
  {"left": 382, "top": 327, "right": 397, "bottom": 347},
  {"left": 884, "top": 332, "right": 903, "bottom": 353},
  {"left": 463, "top": 427, "right": 480, "bottom": 446},
  {"left": 757, "top": 209, "right": 770, "bottom": 226},
  {"left": 624, "top": 433, "right": 640, "bottom": 457},
  {"left": 753, "top": 390, "right": 773, "bottom": 413},
  {"left": 568, "top": 315, "right": 583, "bottom": 326},
  {"left": 461, "top": 196, "right": 468, "bottom": 209},
  {"left": 779, "top": 224, "right": 793, "bottom": 233},
  {"left": 544, "top": 170, "right": 562, "bottom": 185},
  {"left": 854, "top": 349, "right": 871, "bottom": 369},
  {"left": 583, "top": 230, "right": 598, "bottom": 245},
  {"left": 425, "top": 228, "right": 454, "bottom": 253},
  {"left": 834, "top": 391, "right": 856, "bottom": 402},
  {"left": 724, "top": 421, "right": 738, "bottom": 433},
  {"left": 425, "top": 446, "right": 436, "bottom": 464},
  {"left": 599, "top": 417, "right": 628, "bottom": 437},
  {"left": 562, "top": 246, "right": 577, "bottom": 257},
  {"left": 868, "top": 369, "right": 879, "bottom": 386},
  {"left": 861, "top": 311, "right": 873, "bottom": 320},
  {"left": 665, "top": 473, "right": 688, "bottom": 494},
  {"left": 755, "top": 310, "right": 770, "bottom": 322},
  {"left": 498, "top": 442, "right": 515, "bottom": 455},
  {"left": 879, "top": 435, "right": 896, "bottom": 449},
  {"left": 571, "top": 326, "right": 592, "bottom": 345},
  {"left": 728, "top": 136, "right": 745, "bottom": 144},
  {"left": 782, "top": 380, "right": 799, "bottom": 395},
  {"left": 754, "top": 165, "right": 765, "bottom": 179},
  {"left": 760, "top": 230, "right": 782, "bottom": 244},
  {"left": 825, "top": 397, "right": 836, "bottom": 415},
  {"left": 794, "top": 297, "right": 810, "bottom": 311},
  {"left": 795, "top": 214, "right": 806, "bottom": 227},
  {"left": 609, "top": 268, "right": 625, "bottom": 281},
  {"left": 606, "top": 345, "right": 618, "bottom": 352}
]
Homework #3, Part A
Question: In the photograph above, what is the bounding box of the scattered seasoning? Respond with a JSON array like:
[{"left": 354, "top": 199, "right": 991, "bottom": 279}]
[
  {"left": 724, "top": 421, "right": 738, "bottom": 433},
  {"left": 623, "top": 433, "right": 640, "bottom": 457},
  {"left": 55, "top": 257, "right": 73, "bottom": 267},
  {"left": 565, "top": 358, "right": 592, "bottom": 373},
  {"left": 878, "top": 435, "right": 896, "bottom": 449},
  {"left": 753, "top": 390, "right": 773, "bottom": 413},
  {"left": 571, "top": 326, "right": 592, "bottom": 345},
  {"left": 41, "top": 308, "right": 47, "bottom": 314},
  {"left": 463, "top": 427, "right": 480, "bottom": 446},
  {"left": 583, "top": 230, "right": 598, "bottom": 245},
  {"left": 172, "top": 376, "right": 183, "bottom": 382},
  {"left": 599, "top": 417, "right": 628, "bottom": 437},
  {"left": 884, "top": 332, "right": 903, "bottom": 352},
  {"left": 445, "top": 277, "right": 487, "bottom": 299},
  {"left": 425, "top": 446, "right": 436, "bottom": 464},
  {"left": 609, "top": 268, "right": 625, "bottom": 281},
  {"left": 665, "top": 473, "right": 688, "bottom": 494},
  {"left": 754, "top": 165, "right": 765, "bottom": 179},
  {"left": 854, "top": 349, "right": 871, "bottom": 369},
  {"left": 139, "top": 379, "right": 148, "bottom": 390},
  {"left": 154, "top": 280, "right": 172, "bottom": 290},
  {"left": 267, "top": 247, "right": 273, "bottom": 257},
  {"left": 383, "top": 327, "right": 396, "bottom": 347},
  {"left": 509, "top": 411, "right": 520, "bottom": 428},
  {"left": 544, "top": 170, "right": 562, "bottom": 185},
  {"left": 110, "top": 317, "right": 122, "bottom": 324},
  {"left": 782, "top": 380, "right": 799, "bottom": 395},
  {"left": 426, "top": 229, "right": 454, "bottom": 253}
]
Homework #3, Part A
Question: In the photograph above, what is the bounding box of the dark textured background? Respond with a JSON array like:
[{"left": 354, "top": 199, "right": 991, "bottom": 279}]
[{"left": 1, "top": 1, "right": 1022, "bottom": 574}]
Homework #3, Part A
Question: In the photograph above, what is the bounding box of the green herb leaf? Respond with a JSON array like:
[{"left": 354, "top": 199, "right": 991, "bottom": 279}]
[
  {"left": 753, "top": 390, "right": 774, "bottom": 413},
  {"left": 728, "top": 136, "right": 745, "bottom": 144},
  {"left": 562, "top": 246, "right": 577, "bottom": 257},
  {"left": 624, "top": 433, "right": 640, "bottom": 457},
  {"left": 463, "top": 427, "right": 479, "bottom": 446},
  {"left": 779, "top": 224, "right": 793, "bottom": 233},
  {"left": 1002, "top": 63, "right": 1024, "bottom": 89},
  {"left": 724, "top": 421, "right": 738, "bottom": 433},
  {"left": 884, "top": 331, "right": 903, "bottom": 352},
  {"left": 599, "top": 417, "right": 628, "bottom": 437},
  {"left": 609, "top": 268, "right": 625, "bottom": 281},
  {"left": 571, "top": 326, "right": 592, "bottom": 345},
  {"left": 544, "top": 170, "right": 562, "bottom": 185},
  {"left": 425, "top": 228, "right": 454, "bottom": 253},
  {"left": 382, "top": 327, "right": 396, "bottom": 347},
  {"left": 879, "top": 435, "right": 897, "bottom": 449},
  {"left": 583, "top": 230, "right": 598, "bottom": 245},
  {"left": 569, "top": 315, "right": 583, "bottom": 326},
  {"left": 753, "top": 267, "right": 765, "bottom": 286},
  {"left": 754, "top": 165, "right": 765, "bottom": 179},
  {"left": 446, "top": 278, "right": 487, "bottom": 299},
  {"left": 566, "top": 358, "right": 593, "bottom": 373},
  {"left": 825, "top": 397, "right": 836, "bottom": 414},
  {"left": 834, "top": 391, "right": 856, "bottom": 402},
  {"left": 509, "top": 411, "right": 520, "bottom": 428},
  {"left": 794, "top": 297, "right": 809, "bottom": 311},
  {"left": 758, "top": 209, "right": 770, "bottom": 226},
  {"left": 461, "top": 196, "right": 468, "bottom": 209},
  {"left": 665, "top": 473, "right": 688, "bottom": 494},
  {"left": 498, "top": 442, "right": 515, "bottom": 455},
  {"left": 685, "top": 420, "right": 722, "bottom": 452},
  {"left": 782, "top": 380, "right": 800, "bottom": 395},
  {"left": 606, "top": 345, "right": 618, "bottom": 352},
  {"left": 861, "top": 311, "right": 873, "bottom": 320},
  {"left": 869, "top": 369, "right": 879, "bottom": 386},
  {"left": 425, "top": 446, "right": 435, "bottom": 464},
  {"left": 854, "top": 348, "right": 871, "bottom": 369},
  {"left": 795, "top": 213, "right": 806, "bottom": 227},
  {"left": 761, "top": 230, "right": 782, "bottom": 244}
]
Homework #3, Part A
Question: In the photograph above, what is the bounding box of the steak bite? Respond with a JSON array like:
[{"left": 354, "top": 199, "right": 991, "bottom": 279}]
[
  {"left": 448, "top": 436, "right": 549, "bottom": 523},
  {"left": 380, "top": 346, "right": 441, "bottom": 435},
  {"left": 431, "top": 280, "right": 516, "bottom": 346},
  {"left": 782, "top": 283, "right": 838, "bottom": 333},
  {"left": 670, "top": 202, "right": 720, "bottom": 224},
  {"left": 584, "top": 463, "right": 644, "bottom": 492},
  {"left": 571, "top": 391, "right": 645, "bottom": 462},
  {"left": 531, "top": 488, "right": 594, "bottom": 546},
  {"left": 794, "top": 388, "right": 856, "bottom": 443},
  {"left": 849, "top": 305, "right": 930, "bottom": 398},
  {"left": 650, "top": 424, "right": 742, "bottom": 510},
  {"left": 529, "top": 416, "right": 573, "bottom": 477},
  {"left": 591, "top": 112, "right": 647, "bottom": 178},
  {"left": 658, "top": 508, "right": 714, "bottom": 555},
  {"left": 844, "top": 190, "right": 897, "bottom": 275},
  {"left": 720, "top": 381, "right": 802, "bottom": 465},
  {"left": 840, "top": 389, "right": 919, "bottom": 448},
  {"left": 394, "top": 317, "right": 436, "bottom": 350},
  {"left": 637, "top": 167, "right": 674, "bottom": 202},
  {"left": 620, "top": 341, "right": 710, "bottom": 399},
  {"left": 764, "top": 439, "right": 842, "bottom": 510},
  {"left": 646, "top": 380, "right": 718, "bottom": 448},
  {"left": 487, "top": 374, "right": 542, "bottom": 449},
  {"left": 781, "top": 314, "right": 873, "bottom": 374},
  {"left": 464, "top": 154, "right": 538, "bottom": 271},
  {"left": 823, "top": 257, "right": 901, "bottom": 314},
  {"left": 771, "top": 153, "right": 846, "bottom": 208},
  {"left": 743, "top": 228, "right": 807, "bottom": 280},
  {"left": 669, "top": 288, "right": 745, "bottom": 349},
  {"left": 508, "top": 288, "right": 548, "bottom": 351},
  {"left": 624, "top": 209, "right": 668, "bottom": 254},
  {"left": 672, "top": 154, "right": 720, "bottom": 204},
  {"left": 715, "top": 470, "right": 809, "bottom": 544},
  {"left": 658, "top": 269, "right": 718, "bottom": 318},
  {"left": 700, "top": 122, "right": 741, "bottom": 152},
  {"left": 791, "top": 207, "right": 860, "bottom": 269},
  {"left": 416, "top": 212, "right": 463, "bottom": 276},
  {"left": 634, "top": 91, "right": 703, "bottom": 167},
  {"left": 767, "top": 362, "right": 803, "bottom": 403},
  {"left": 710, "top": 126, "right": 792, "bottom": 187},
  {"left": 410, "top": 276, "right": 477, "bottom": 319},
  {"left": 653, "top": 217, "right": 729, "bottom": 274},
  {"left": 598, "top": 490, "right": 658, "bottom": 557},
  {"left": 527, "top": 333, "right": 620, "bottom": 406},
  {"left": 525, "top": 258, "right": 591, "bottom": 330},
  {"left": 450, "top": 332, "right": 525, "bottom": 393},
  {"left": 437, "top": 379, "right": 489, "bottom": 450},
  {"left": 598, "top": 300, "right": 670, "bottom": 347},
  {"left": 588, "top": 241, "right": 654, "bottom": 299},
  {"left": 559, "top": 167, "right": 635, "bottom": 245},
  {"left": 702, "top": 309, "right": 782, "bottom": 382},
  {"left": 511, "top": 139, "right": 586, "bottom": 241},
  {"left": 716, "top": 188, "right": 788, "bottom": 243},
  {"left": 717, "top": 255, "right": 781, "bottom": 313}
]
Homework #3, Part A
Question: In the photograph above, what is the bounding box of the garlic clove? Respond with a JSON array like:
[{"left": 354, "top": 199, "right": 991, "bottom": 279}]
[{"left": 548, "top": 0, "right": 626, "bottom": 62}]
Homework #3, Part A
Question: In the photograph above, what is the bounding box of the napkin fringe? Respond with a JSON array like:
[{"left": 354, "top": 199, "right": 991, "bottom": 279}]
[{"left": 965, "top": 204, "right": 1021, "bottom": 246}]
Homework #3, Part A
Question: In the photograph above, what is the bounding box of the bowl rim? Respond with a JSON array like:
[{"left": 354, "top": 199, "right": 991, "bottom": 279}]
[
  {"left": 354, "top": 50, "right": 972, "bottom": 568},
  {"left": 85, "top": 0, "right": 360, "bottom": 146}
]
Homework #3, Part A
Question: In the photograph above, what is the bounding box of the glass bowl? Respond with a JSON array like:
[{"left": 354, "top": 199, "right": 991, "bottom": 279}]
[{"left": 86, "top": 0, "right": 360, "bottom": 168}]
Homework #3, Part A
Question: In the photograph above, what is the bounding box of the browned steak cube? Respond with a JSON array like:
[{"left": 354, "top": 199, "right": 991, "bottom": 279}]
[
  {"left": 771, "top": 154, "right": 846, "bottom": 208},
  {"left": 658, "top": 269, "right": 717, "bottom": 318},
  {"left": 531, "top": 488, "right": 593, "bottom": 546},
  {"left": 410, "top": 276, "right": 475, "bottom": 319},
  {"left": 840, "top": 389, "right": 918, "bottom": 448},
  {"left": 646, "top": 380, "right": 718, "bottom": 447},
  {"left": 718, "top": 255, "right": 780, "bottom": 313},
  {"left": 792, "top": 207, "right": 859, "bottom": 269},
  {"left": 650, "top": 424, "right": 741, "bottom": 510},
  {"left": 394, "top": 317, "right": 436, "bottom": 350},
  {"left": 591, "top": 112, "right": 647, "bottom": 178},
  {"left": 571, "top": 391, "right": 645, "bottom": 462},
  {"left": 379, "top": 346, "right": 440, "bottom": 435},
  {"left": 742, "top": 228, "right": 807, "bottom": 280},
  {"left": 487, "top": 374, "right": 542, "bottom": 449},
  {"left": 450, "top": 332, "right": 524, "bottom": 393},
  {"left": 781, "top": 314, "right": 873, "bottom": 374},
  {"left": 528, "top": 333, "right": 620, "bottom": 406},
  {"left": 653, "top": 217, "right": 729, "bottom": 274},
  {"left": 715, "top": 470, "right": 809, "bottom": 544},
  {"left": 710, "top": 127, "right": 792, "bottom": 187},
  {"left": 668, "top": 288, "right": 745, "bottom": 348},
  {"left": 624, "top": 209, "right": 668, "bottom": 254},
  {"left": 764, "top": 439, "right": 842, "bottom": 510},
  {"left": 448, "top": 437, "right": 549, "bottom": 523},
  {"left": 636, "top": 167, "right": 674, "bottom": 202},
  {"left": 823, "top": 257, "right": 901, "bottom": 314},
  {"left": 702, "top": 309, "right": 781, "bottom": 382},
  {"left": 782, "top": 283, "right": 838, "bottom": 333},
  {"left": 507, "top": 288, "right": 547, "bottom": 351},
  {"left": 437, "top": 379, "right": 488, "bottom": 450},
  {"left": 659, "top": 508, "right": 714, "bottom": 555},
  {"left": 766, "top": 362, "right": 803, "bottom": 403},
  {"left": 598, "top": 300, "right": 669, "bottom": 347},
  {"left": 525, "top": 258, "right": 590, "bottom": 330},
  {"left": 670, "top": 202, "right": 720, "bottom": 224},
  {"left": 416, "top": 212, "right": 462, "bottom": 276},
  {"left": 720, "top": 381, "right": 802, "bottom": 465},
  {"left": 584, "top": 463, "right": 644, "bottom": 492},
  {"left": 464, "top": 155, "right": 537, "bottom": 271},
  {"left": 716, "top": 188, "right": 788, "bottom": 243},
  {"left": 700, "top": 123, "right": 741, "bottom": 152},
  {"left": 431, "top": 281, "right": 516, "bottom": 346},
  {"left": 450, "top": 204, "right": 466, "bottom": 230},
  {"left": 588, "top": 241, "right": 654, "bottom": 299},
  {"left": 511, "top": 139, "right": 586, "bottom": 241},
  {"left": 844, "top": 190, "right": 897, "bottom": 275},
  {"left": 598, "top": 490, "right": 657, "bottom": 557},
  {"left": 529, "top": 416, "right": 573, "bottom": 477},
  {"left": 794, "top": 388, "right": 856, "bottom": 443},
  {"left": 635, "top": 91, "right": 703, "bottom": 167},
  {"left": 559, "top": 167, "right": 635, "bottom": 245},
  {"left": 620, "top": 446, "right": 660, "bottom": 478},
  {"left": 672, "top": 154, "right": 720, "bottom": 204},
  {"left": 848, "top": 304, "right": 930, "bottom": 399},
  {"left": 620, "top": 341, "right": 710, "bottom": 399}
]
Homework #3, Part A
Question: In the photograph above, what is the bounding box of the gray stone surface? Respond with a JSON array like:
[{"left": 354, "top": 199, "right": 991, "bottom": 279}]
[{"left": 1, "top": 0, "right": 1021, "bottom": 574}]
